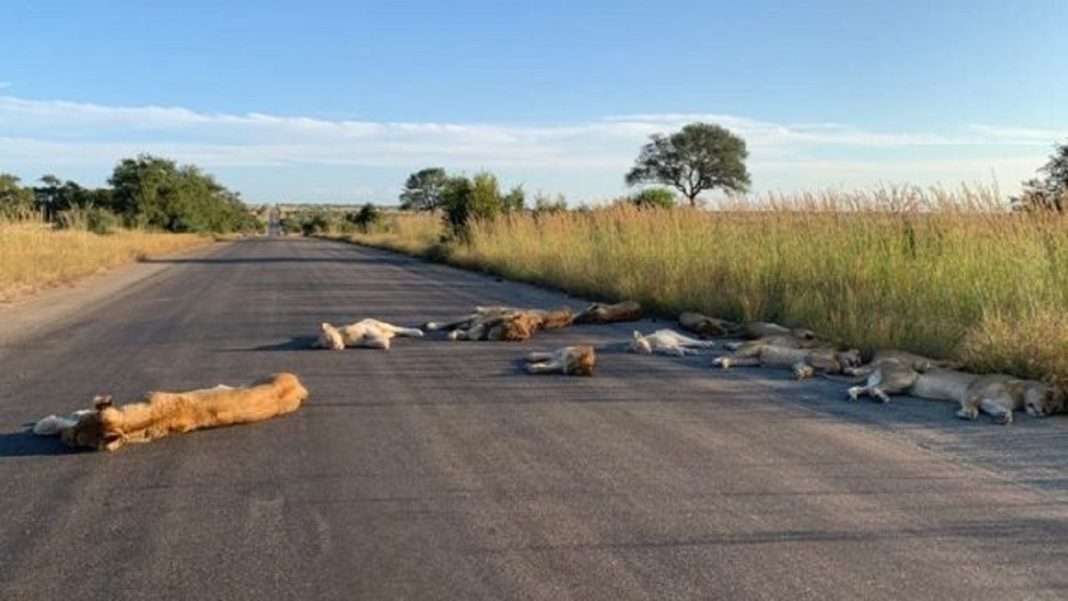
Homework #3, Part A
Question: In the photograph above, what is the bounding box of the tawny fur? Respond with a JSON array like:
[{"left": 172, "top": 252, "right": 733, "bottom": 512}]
[
  {"left": 742, "top": 321, "right": 817, "bottom": 340},
  {"left": 957, "top": 375, "right": 1066, "bottom": 425},
  {"left": 574, "top": 301, "right": 642, "bottom": 324},
  {"left": 714, "top": 345, "right": 862, "bottom": 379},
  {"left": 678, "top": 312, "right": 742, "bottom": 337},
  {"left": 57, "top": 373, "right": 309, "bottom": 451},
  {"left": 314, "top": 318, "right": 423, "bottom": 350},
  {"left": 524, "top": 345, "right": 596, "bottom": 376},
  {"left": 628, "top": 329, "right": 717, "bottom": 356},
  {"left": 431, "top": 306, "right": 574, "bottom": 342},
  {"left": 722, "top": 334, "right": 828, "bottom": 354},
  {"left": 837, "top": 350, "right": 959, "bottom": 403},
  {"left": 842, "top": 365, "right": 976, "bottom": 406}
]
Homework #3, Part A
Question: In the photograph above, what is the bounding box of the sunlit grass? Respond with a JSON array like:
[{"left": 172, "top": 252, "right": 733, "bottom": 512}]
[
  {"left": 342, "top": 185, "right": 1068, "bottom": 384},
  {"left": 0, "top": 217, "right": 210, "bottom": 303}
]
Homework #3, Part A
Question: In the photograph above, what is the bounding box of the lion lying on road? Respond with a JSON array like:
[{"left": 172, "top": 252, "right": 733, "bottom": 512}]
[
  {"left": 314, "top": 319, "right": 424, "bottom": 350},
  {"left": 677, "top": 312, "right": 818, "bottom": 341},
  {"left": 840, "top": 351, "right": 969, "bottom": 403},
  {"left": 36, "top": 373, "right": 308, "bottom": 451},
  {"left": 678, "top": 312, "right": 742, "bottom": 337},
  {"left": 628, "top": 329, "right": 717, "bottom": 356},
  {"left": 841, "top": 363, "right": 1066, "bottom": 424},
  {"left": 426, "top": 306, "right": 574, "bottom": 342},
  {"left": 524, "top": 345, "right": 597, "bottom": 376},
  {"left": 714, "top": 343, "right": 862, "bottom": 379},
  {"left": 958, "top": 375, "right": 1066, "bottom": 424},
  {"left": 574, "top": 301, "right": 642, "bottom": 325}
]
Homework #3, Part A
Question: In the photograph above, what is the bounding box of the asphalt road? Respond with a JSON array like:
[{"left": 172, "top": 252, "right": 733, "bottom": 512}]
[{"left": 2, "top": 237, "right": 1068, "bottom": 600}]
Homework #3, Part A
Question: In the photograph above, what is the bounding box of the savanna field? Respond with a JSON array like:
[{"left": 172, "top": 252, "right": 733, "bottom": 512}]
[
  {"left": 0, "top": 218, "right": 209, "bottom": 303},
  {"left": 338, "top": 186, "right": 1068, "bottom": 386}
]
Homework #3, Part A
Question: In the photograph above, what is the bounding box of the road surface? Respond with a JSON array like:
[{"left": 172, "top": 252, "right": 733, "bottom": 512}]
[{"left": 2, "top": 237, "right": 1068, "bottom": 600}]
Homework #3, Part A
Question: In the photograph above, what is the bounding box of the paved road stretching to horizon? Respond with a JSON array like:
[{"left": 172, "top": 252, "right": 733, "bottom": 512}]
[{"left": 2, "top": 237, "right": 1068, "bottom": 600}]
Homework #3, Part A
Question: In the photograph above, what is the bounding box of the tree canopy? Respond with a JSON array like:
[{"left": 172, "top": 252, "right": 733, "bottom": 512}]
[
  {"left": 625, "top": 122, "right": 750, "bottom": 206},
  {"left": 399, "top": 167, "right": 448, "bottom": 211},
  {"left": 438, "top": 171, "right": 524, "bottom": 240},
  {"left": 1016, "top": 141, "right": 1068, "bottom": 212},
  {"left": 108, "top": 154, "right": 256, "bottom": 232}
]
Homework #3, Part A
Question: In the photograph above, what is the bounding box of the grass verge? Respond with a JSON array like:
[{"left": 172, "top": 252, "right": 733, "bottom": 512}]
[{"left": 0, "top": 221, "right": 210, "bottom": 304}]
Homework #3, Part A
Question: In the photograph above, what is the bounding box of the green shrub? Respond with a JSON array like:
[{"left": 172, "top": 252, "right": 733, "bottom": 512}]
[
  {"left": 629, "top": 188, "right": 678, "bottom": 210},
  {"left": 348, "top": 203, "right": 383, "bottom": 233}
]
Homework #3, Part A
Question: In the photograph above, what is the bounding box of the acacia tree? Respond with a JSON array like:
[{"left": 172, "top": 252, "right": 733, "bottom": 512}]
[
  {"left": 1015, "top": 141, "right": 1068, "bottom": 212},
  {"left": 399, "top": 167, "right": 448, "bottom": 211},
  {"left": 625, "top": 122, "right": 750, "bottom": 206}
]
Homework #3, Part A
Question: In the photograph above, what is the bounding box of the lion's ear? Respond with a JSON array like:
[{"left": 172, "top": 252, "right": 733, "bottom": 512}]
[
  {"left": 93, "top": 395, "right": 113, "bottom": 410},
  {"left": 321, "top": 322, "right": 333, "bottom": 331},
  {"left": 632, "top": 331, "right": 641, "bottom": 340}
]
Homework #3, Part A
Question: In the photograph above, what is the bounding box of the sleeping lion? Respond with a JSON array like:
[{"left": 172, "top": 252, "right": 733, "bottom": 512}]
[
  {"left": 714, "top": 343, "right": 861, "bottom": 379},
  {"left": 426, "top": 305, "right": 574, "bottom": 342},
  {"left": 628, "top": 329, "right": 717, "bottom": 356},
  {"left": 958, "top": 375, "right": 1066, "bottom": 425},
  {"left": 35, "top": 372, "right": 309, "bottom": 451},
  {"left": 677, "top": 312, "right": 818, "bottom": 341},
  {"left": 314, "top": 318, "right": 424, "bottom": 350},
  {"left": 573, "top": 301, "right": 642, "bottom": 325},
  {"left": 523, "top": 345, "right": 597, "bottom": 376}
]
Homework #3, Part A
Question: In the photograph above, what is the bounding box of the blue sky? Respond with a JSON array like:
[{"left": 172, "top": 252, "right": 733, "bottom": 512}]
[{"left": 2, "top": 0, "right": 1066, "bottom": 204}]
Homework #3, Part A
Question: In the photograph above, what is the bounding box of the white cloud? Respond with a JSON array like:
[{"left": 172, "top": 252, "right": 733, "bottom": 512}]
[{"left": 0, "top": 95, "right": 1061, "bottom": 199}]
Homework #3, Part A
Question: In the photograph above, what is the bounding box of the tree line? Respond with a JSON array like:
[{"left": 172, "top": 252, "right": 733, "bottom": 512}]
[
  {"left": 0, "top": 154, "right": 258, "bottom": 234},
  {"left": 396, "top": 123, "right": 754, "bottom": 239}
]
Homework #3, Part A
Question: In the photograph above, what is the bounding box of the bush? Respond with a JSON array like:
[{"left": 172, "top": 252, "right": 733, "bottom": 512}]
[
  {"left": 55, "top": 207, "right": 123, "bottom": 235},
  {"left": 439, "top": 171, "right": 524, "bottom": 241},
  {"left": 108, "top": 154, "right": 256, "bottom": 233},
  {"left": 300, "top": 212, "right": 331, "bottom": 236},
  {"left": 348, "top": 203, "right": 383, "bottom": 233},
  {"left": 86, "top": 207, "right": 122, "bottom": 235},
  {"left": 630, "top": 188, "right": 677, "bottom": 210}
]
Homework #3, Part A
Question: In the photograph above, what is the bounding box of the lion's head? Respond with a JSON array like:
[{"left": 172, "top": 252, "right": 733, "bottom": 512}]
[
  {"left": 628, "top": 331, "right": 653, "bottom": 355},
  {"left": 60, "top": 396, "right": 125, "bottom": 451},
  {"left": 1024, "top": 384, "right": 1067, "bottom": 417},
  {"left": 314, "top": 322, "right": 345, "bottom": 351},
  {"left": 837, "top": 349, "right": 863, "bottom": 369},
  {"left": 493, "top": 312, "right": 542, "bottom": 341},
  {"left": 569, "top": 346, "right": 596, "bottom": 376}
]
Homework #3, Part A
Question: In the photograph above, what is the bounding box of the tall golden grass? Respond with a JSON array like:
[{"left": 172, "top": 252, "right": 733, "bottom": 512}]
[
  {"left": 344, "top": 186, "right": 1068, "bottom": 385},
  {"left": 0, "top": 218, "right": 209, "bottom": 304}
]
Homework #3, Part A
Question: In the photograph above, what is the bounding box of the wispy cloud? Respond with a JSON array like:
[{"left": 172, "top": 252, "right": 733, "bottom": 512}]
[{"left": 0, "top": 95, "right": 1060, "bottom": 199}]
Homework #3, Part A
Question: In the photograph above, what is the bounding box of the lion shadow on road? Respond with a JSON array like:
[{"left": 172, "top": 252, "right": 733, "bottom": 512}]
[
  {"left": 0, "top": 429, "right": 83, "bottom": 457},
  {"left": 226, "top": 336, "right": 321, "bottom": 352}
]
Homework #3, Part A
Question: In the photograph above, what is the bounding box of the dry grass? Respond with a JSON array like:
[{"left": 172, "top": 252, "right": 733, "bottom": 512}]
[
  {"left": 343, "top": 185, "right": 1068, "bottom": 384},
  {"left": 0, "top": 220, "right": 209, "bottom": 304},
  {"left": 339, "top": 211, "right": 442, "bottom": 255}
]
